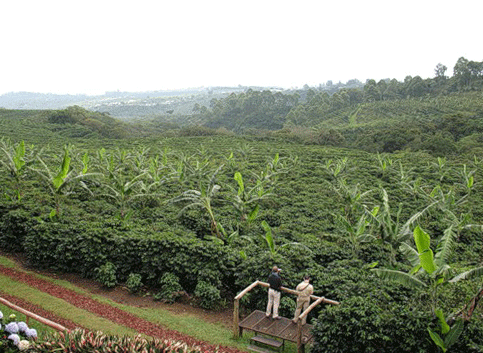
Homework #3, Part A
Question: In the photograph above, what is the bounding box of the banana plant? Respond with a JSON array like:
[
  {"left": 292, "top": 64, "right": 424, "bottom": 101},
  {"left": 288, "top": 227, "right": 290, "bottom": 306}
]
[
  {"left": 259, "top": 220, "right": 311, "bottom": 259},
  {"left": 170, "top": 164, "right": 224, "bottom": 238},
  {"left": 147, "top": 153, "right": 177, "bottom": 185},
  {"left": 376, "top": 152, "right": 393, "bottom": 178},
  {"left": 431, "top": 157, "right": 448, "bottom": 182},
  {"left": 132, "top": 146, "right": 151, "bottom": 174},
  {"left": 264, "top": 153, "right": 295, "bottom": 180},
  {"left": 330, "top": 178, "right": 374, "bottom": 225},
  {"left": 459, "top": 164, "right": 476, "bottom": 194},
  {"left": 323, "top": 157, "right": 349, "bottom": 179},
  {"left": 335, "top": 206, "right": 378, "bottom": 259},
  {"left": 99, "top": 170, "right": 151, "bottom": 222},
  {"left": 228, "top": 171, "right": 274, "bottom": 227},
  {"left": 373, "top": 226, "right": 483, "bottom": 352},
  {"left": 0, "top": 139, "right": 38, "bottom": 201},
  {"left": 366, "top": 188, "right": 439, "bottom": 264},
  {"left": 223, "top": 150, "right": 237, "bottom": 171},
  {"left": 32, "top": 145, "right": 101, "bottom": 219}
]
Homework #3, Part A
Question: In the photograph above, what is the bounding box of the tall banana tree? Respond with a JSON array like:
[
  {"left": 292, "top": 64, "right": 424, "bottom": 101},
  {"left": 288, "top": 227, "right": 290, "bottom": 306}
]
[
  {"left": 373, "top": 226, "right": 483, "bottom": 352},
  {"left": 367, "top": 188, "right": 439, "bottom": 264},
  {"left": 0, "top": 139, "right": 32, "bottom": 201},
  {"left": 228, "top": 171, "right": 274, "bottom": 227},
  {"left": 99, "top": 170, "right": 151, "bottom": 222},
  {"left": 331, "top": 178, "right": 373, "bottom": 224},
  {"left": 170, "top": 164, "right": 224, "bottom": 238},
  {"left": 335, "top": 207, "right": 378, "bottom": 259},
  {"left": 32, "top": 145, "right": 101, "bottom": 218}
]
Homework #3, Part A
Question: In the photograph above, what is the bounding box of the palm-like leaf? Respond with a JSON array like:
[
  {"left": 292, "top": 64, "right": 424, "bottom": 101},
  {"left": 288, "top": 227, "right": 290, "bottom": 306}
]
[
  {"left": 434, "top": 226, "right": 457, "bottom": 268},
  {"left": 449, "top": 266, "right": 483, "bottom": 283},
  {"left": 399, "top": 242, "right": 420, "bottom": 267},
  {"left": 372, "top": 268, "right": 427, "bottom": 290}
]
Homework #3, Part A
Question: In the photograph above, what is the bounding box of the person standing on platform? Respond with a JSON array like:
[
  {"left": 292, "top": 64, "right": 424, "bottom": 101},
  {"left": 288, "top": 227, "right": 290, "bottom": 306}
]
[
  {"left": 292, "top": 275, "right": 313, "bottom": 325},
  {"left": 266, "top": 265, "right": 282, "bottom": 319}
]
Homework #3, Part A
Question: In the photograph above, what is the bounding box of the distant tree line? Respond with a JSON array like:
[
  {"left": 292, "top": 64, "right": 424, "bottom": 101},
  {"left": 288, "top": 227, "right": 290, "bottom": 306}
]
[
  {"left": 183, "top": 57, "right": 483, "bottom": 155},
  {"left": 192, "top": 56, "right": 483, "bottom": 132},
  {"left": 196, "top": 89, "right": 299, "bottom": 133}
]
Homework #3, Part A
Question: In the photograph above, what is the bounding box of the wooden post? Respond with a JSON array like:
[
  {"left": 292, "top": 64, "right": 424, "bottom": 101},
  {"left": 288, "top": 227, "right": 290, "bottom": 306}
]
[
  {"left": 233, "top": 298, "right": 240, "bottom": 338},
  {"left": 296, "top": 320, "right": 304, "bottom": 353}
]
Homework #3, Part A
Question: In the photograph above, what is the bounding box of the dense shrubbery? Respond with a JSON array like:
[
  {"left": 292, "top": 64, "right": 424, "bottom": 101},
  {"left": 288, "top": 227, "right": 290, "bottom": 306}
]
[
  {"left": 0, "top": 132, "right": 482, "bottom": 352},
  {"left": 47, "top": 106, "right": 130, "bottom": 139}
]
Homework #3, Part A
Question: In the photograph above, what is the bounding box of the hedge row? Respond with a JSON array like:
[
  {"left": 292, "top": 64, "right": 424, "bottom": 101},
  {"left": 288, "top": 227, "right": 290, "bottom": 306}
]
[{"left": 0, "top": 209, "right": 238, "bottom": 295}]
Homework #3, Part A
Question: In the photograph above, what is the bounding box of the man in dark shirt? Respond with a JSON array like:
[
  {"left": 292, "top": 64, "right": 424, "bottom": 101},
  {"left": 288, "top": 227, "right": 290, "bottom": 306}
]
[{"left": 266, "top": 265, "right": 282, "bottom": 319}]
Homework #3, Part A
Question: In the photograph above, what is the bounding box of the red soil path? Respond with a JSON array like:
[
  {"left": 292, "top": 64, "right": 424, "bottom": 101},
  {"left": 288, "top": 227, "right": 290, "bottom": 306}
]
[{"left": 0, "top": 264, "right": 245, "bottom": 353}]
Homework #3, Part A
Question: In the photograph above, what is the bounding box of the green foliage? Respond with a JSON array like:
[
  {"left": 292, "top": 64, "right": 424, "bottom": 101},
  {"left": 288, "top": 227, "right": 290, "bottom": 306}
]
[
  {"left": 311, "top": 295, "right": 435, "bottom": 353},
  {"left": 1, "top": 120, "right": 483, "bottom": 352},
  {"left": 126, "top": 273, "right": 143, "bottom": 294},
  {"left": 194, "top": 280, "right": 222, "bottom": 310},
  {"left": 374, "top": 226, "right": 483, "bottom": 352},
  {"left": 47, "top": 106, "right": 130, "bottom": 139},
  {"left": 95, "top": 261, "right": 117, "bottom": 288},
  {"left": 278, "top": 296, "right": 296, "bottom": 319},
  {"left": 155, "top": 273, "right": 183, "bottom": 303},
  {"left": 0, "top": 206, "right": 37, "bottom": 252}
]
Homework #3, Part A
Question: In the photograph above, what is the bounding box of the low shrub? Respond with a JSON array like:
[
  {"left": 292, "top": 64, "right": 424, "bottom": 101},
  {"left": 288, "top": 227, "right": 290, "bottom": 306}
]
[
  {"left": 95, "top": 262, "right": 117, "bottom": 288},
  {"left": 22, "top": 220, "right": 239, "bottom": 296},
  {"left": 194, "top": 281, "right": 222, "bottom": 310},
  {"left": 0, "top": 206, "right": 38, "bottom": 252},
  {"left": 126, "top": 273, "right": 143, "bottom": 294},
  {"left": 155, "top": 273, "right": 183, "bottom": 303}
]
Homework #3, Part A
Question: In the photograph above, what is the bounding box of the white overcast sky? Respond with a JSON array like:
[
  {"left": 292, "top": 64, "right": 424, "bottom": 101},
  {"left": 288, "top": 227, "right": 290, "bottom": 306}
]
[{"left": 0, "top": 0, "right": 482, "bottom": 95}]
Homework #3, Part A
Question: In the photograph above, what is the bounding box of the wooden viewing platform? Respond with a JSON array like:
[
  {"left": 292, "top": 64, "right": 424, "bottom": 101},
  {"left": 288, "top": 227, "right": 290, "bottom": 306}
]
[
  {"left": 240, "top": 310, "right": 314, "bottom": 343},
  {"left": 233, "top": 281, "right": 340, "bottom": 353}
]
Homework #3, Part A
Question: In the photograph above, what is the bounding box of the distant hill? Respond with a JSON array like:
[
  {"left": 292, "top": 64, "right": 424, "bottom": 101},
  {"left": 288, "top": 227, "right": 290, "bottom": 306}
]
[{"left": 0, "top": 86, "right": 277, "bottom": 118}]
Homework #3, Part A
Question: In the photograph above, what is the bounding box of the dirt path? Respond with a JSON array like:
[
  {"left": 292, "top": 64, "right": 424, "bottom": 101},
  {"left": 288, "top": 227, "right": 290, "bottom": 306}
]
[{"left": 0, "top": 257, "right": 244, "bottom": 353}]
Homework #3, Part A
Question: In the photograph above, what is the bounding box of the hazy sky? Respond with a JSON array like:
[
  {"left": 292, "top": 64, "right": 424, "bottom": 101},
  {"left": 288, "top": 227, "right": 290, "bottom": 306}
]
[{"left": 1, "top": 0, "right": 482, "bottom": 95}]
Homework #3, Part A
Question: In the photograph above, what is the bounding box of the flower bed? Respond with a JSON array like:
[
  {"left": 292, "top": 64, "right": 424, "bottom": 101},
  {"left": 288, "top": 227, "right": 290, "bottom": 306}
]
[{"left": 0, "top": 311, "right": 37, "bottom": 351}]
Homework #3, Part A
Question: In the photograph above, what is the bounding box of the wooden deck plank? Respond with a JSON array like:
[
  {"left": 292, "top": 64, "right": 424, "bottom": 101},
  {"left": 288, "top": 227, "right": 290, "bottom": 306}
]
[
  {"left": 247, "top": 344, "right": 274, "bottom": 353},
  {"left": 240, "top": 310, "right": 267, "bottom": 329},
  {"left": 239, "top": 310, "right": 313, "bottom": 344},
  {"left": 251, "top": 336, "right": 283, "bottom": 348}
]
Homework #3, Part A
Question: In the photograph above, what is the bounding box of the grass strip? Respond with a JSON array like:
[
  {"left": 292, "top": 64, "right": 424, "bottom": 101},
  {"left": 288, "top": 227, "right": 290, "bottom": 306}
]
[
  {"left": 0, "top": 274, "right": 138, "bottom": 337},
  {"left": 46, "top": 277, "right": 251, "bottom": 350},
  {"left": 0, "top": 256, "right": 301, "bottom": 352},
  {"left": 0, "top": 255, "right": 18, "bottom": 268}
]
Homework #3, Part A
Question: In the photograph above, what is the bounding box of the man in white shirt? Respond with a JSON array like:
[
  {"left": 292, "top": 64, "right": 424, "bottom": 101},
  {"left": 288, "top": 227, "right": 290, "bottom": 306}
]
[{"left": 292, "top": 275, "right": 314, "bottom": 325}]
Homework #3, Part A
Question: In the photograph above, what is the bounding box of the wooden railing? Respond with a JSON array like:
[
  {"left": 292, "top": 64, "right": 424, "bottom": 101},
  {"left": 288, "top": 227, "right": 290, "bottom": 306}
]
[
  {"left": 233, "top": 280, "right": 339, "bottom": 353},
  {"left": 0, "top": 296, "right": 67, "bottom": 332}
]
